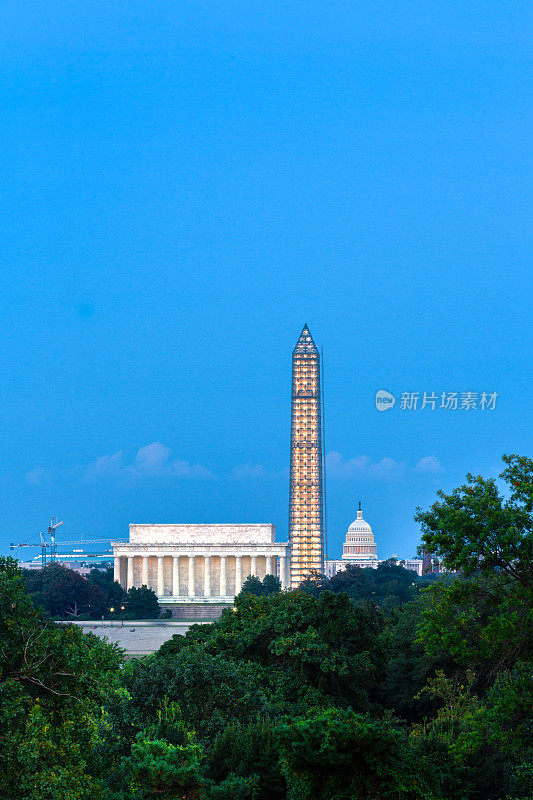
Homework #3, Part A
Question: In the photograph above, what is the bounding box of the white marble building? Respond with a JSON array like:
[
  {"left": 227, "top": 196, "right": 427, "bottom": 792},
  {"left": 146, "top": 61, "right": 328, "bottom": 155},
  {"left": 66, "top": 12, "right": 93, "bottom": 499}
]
[
  {"left": 325, "top": 503, "right": 379, "bottom": 577},
  {"left": 398, "top": 558, "right": 423, "bottom": 576},
  {"left": 112, "top": 523, "right": 290, "bottom": 615}
]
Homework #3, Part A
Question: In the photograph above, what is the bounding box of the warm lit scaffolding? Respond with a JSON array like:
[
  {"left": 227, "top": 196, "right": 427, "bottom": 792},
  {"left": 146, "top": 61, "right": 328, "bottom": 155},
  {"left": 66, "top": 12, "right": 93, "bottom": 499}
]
[{"left": 288, "top": 324, "right": 325, "bottom": 587}]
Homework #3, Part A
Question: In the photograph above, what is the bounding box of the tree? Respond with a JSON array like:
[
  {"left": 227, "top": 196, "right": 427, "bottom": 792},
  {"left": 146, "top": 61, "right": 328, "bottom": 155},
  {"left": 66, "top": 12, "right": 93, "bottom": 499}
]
[
  {"left": 375, "top": 598, "right": 439, "bottom": 723},
  {"left": 0, "top": 557, "right": 122, "bottom": 799},
  {"left": 115, "top": 701, "right": 204, "bottom": 799},
  {"left": 262, "top": 573, "right": 282, "bottom": 595},
  {"left": 119, "top": 645, "right": 268, "bottom": 743},
  {"left": 238, "top": 575, "right": 263, "bottom": 596},
  {"left": 3, "top": 453, "right": 529, "bottom": 799},
  {"left": 206, "top": 720, "right": 285, "bottom": 800},
  {"left": 239, "top": 574, "right": 282, "bottom": 597},
  {"left": 325, "top": 564, "right": 371, "bottom": 598},
  {"left": 371, "top": 561, "right": 419, "bottom": 605},
  {"left": 123, "top": 732, "right": 203, "bottom": 799},
  {"left": 277, "top": 708, "right": 434, "bottom": 800},
  {"left": 411, "top": 662, "right": 533, "bottom": 799},
  {"left": 299, "top": 563, "right": 419, "bottom": 607},
  {"left": 415, "top": 454, "right": 533, "bottom": 591},
  {"left": 297, "top": 570, "right": 328, "bottom": 597},
  {"left": 88, "top": 567, "right": 127, "bottom": 611},
  {"left": 126, "top": 584, "right": 160, "bottom": 619},
  {"left": 416, "top": 574, "right": 532, "bottom": 682},
  {"left": 190, "top": 589, "right": 385, "bottom": 713},
  {"left": 22, "top": 563, "right": 107, "bottom": 618},
  {"left": 411, "top": 458, "right": 533, "bottom": 799}
]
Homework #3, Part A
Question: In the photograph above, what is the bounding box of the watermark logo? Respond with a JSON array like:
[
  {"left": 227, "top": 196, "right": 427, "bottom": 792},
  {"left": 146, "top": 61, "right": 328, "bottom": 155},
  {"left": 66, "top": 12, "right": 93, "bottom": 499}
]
[
  {"left": 375, "top": 390, "right": 396, "bottom": 411},
  {"left": 374, "top": 390, "right": 498, "bottom": 411},
  {"left": 399, "top": 391, "right": 498, "bottom": 410}
]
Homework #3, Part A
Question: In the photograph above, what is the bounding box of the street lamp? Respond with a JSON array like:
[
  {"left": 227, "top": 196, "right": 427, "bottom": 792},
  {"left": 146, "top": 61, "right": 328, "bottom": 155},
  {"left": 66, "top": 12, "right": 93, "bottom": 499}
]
[
  {"left": 120, "top": 605, "right": 125, "bottom": 627},
  {"left": 109, "top": 607, "right": 114, "bottom": 627}
]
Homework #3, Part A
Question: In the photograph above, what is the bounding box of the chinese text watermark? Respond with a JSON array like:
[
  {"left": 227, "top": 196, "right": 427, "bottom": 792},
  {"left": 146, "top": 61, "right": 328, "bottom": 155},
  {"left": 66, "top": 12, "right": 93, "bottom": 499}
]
[{"left": 375, "top": 390, "right": 498, "bottom": 412}]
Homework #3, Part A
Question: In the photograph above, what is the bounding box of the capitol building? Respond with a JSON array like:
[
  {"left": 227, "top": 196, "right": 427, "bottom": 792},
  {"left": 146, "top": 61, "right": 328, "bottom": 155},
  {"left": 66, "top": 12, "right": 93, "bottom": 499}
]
[{"left": 324, "top": 502, "right": 378, "bottom": 577}]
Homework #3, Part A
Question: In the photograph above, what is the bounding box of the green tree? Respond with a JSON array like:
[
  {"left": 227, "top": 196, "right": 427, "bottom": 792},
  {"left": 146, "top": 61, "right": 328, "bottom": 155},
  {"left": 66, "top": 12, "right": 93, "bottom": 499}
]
[
  {"left": 239, "top": 573, "right": 282, "bottom": 597},
  {"left": 186, "top": 589, "right": 385, "bottom": 713},
  {"left": 124, "top": 732, "right": 203, "bottom": 799},
  {"left": 120, "top": 644, "right": 268, "bottom": 742},
  {"left": 417, "top": 574, "right": 532, "bottom": 682},
  {"left": 95, "top": 697, "right": 204, "bottom": 799},
  {"left": 262, "top": 573, "right": 282, "bottom": 594},
  {"left": 324, "top": 564, "right": 371, "bottom": 599},
  {"left": 277, "top": 708, "right": 434, "bottom": 800},
  {"left": 299, "top": 563, "right": 419, "bottom": 607},
  {"left": 415, "top": 454, "right": 533, "bottom": 590},
  {"left": 411, "top": 662, "right": 533, "bottom": 799},
  {"left": 22, "top": 562, "right": 107, "bottom": 618},
  {"left": 206, "top": 720, "right": 285, "bottom": 800},
  {"left": 126, "top": 584, "right": 160, "bottom": 619},
  {"left": 415, "top": 458, "right": 532, "bottom": 686},
  {"left": 375, "top": 598, "right": 439, "bottom": 723},
  {"left": 238, "top": 575, "right": 263, "bottom": 596},
  {"left": 88, "top": 566, "right": 127, "bottom": 611},
  {"left": 0, "top": 557, "right": 122, "bottom": 799},
  {"left": 411, "top": 457, "right": 533, "bottom": 799}
]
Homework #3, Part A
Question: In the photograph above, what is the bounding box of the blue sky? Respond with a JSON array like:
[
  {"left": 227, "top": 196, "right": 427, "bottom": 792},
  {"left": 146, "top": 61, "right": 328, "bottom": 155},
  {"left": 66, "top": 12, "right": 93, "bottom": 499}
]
[{"left": 0, "top": 2, "right": 531, "bottom": 562}]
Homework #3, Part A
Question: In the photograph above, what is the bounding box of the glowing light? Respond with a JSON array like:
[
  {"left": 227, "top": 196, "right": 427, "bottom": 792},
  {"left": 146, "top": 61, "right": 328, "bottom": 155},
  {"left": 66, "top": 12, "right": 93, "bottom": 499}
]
[{"left": 289, "top": 325, "right": 324, "bottom": 587}]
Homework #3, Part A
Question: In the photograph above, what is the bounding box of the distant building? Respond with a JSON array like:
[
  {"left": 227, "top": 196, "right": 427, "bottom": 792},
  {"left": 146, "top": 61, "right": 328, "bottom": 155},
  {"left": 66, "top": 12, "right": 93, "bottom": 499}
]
[
  {"left": 325, "top": 502, "right": 379, "bottom": 577},
  {"left": 398, "top": 558, "right": 423, "bottom": 576},
  {"left": 17, "top": 561, "right": 42, "bottom": 571},
  {"left": 384, "top": 556, "right": 450, "bottom": 577},
  {"left": 19, "top": 549, "right": 113, "bottom": 571},
  {"left": 19, "top": 548, "right": 113, "bottom": 572}
]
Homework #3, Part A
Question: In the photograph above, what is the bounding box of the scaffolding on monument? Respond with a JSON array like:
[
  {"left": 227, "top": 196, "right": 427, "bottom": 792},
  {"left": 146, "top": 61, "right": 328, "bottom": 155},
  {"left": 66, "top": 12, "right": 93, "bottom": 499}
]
[{"left": 288, "top": 324, "right": 325, "bottom": 586}]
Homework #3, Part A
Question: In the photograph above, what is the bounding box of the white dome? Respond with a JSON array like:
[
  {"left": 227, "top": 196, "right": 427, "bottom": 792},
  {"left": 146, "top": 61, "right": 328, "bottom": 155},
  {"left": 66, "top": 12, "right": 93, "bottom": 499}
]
[
  {"left": 341, "top": 502, "right": 378, "bottom": 564},
  {"left": 348, "top": 518, "right": 372, "bottom": 533},
  {"left": 348, "top": 506, "right": 372, "bottom": 534}
]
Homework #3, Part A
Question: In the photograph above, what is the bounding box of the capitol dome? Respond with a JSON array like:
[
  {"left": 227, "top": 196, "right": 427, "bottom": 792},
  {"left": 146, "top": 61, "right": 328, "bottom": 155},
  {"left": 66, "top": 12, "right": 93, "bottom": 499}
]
[
  {"left": 341, "top": 502, "right": 378, "bottom": 566},
  {"left": 347, "top": 513, "right": 373, "bottom": 535}
]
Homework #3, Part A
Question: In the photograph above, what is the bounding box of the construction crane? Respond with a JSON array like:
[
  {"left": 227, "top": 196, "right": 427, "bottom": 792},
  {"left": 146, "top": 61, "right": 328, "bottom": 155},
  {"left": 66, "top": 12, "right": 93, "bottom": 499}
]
[
  {"left": 10, "top": 517, "right": 126, "bottom": 569},
  {"left": 10, "top": 516, "right": 63, "bottom": 568},
  {"left": 47, "top": 517, "right": 63, "bottom": 564}
]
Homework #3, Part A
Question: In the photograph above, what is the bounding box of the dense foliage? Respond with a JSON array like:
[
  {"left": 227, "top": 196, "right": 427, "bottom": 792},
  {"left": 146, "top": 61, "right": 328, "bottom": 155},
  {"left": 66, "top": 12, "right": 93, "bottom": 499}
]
[
  {"left": 22, "top": 564, "right": 161, "bottom": 620},
  {"left": 2, "top": 454, "right": 531, "bottom": 798},
  {"left": 239, "top": 573, "right": 282, "bottom": 597},
  {"left": 299, "top": 558, "right": 424, "bottom": 606}
]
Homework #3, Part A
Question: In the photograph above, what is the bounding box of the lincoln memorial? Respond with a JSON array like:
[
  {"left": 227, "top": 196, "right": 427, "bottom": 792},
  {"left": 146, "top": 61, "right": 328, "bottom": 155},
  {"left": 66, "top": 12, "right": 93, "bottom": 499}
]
[{"left": 112, "top": 523, "right": 291, "bottom": 618}]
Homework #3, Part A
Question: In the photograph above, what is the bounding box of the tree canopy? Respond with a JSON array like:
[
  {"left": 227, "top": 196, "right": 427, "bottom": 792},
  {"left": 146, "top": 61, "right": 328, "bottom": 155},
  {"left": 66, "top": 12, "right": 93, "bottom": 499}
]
[
  {"left": 415, "top": 453, "right": 532, "bottom": 590},
  {"left": 238, "top": 573, "right": 282, "bottom": 597},
  {"left": 125, "top": 584, "right": 161, "bottom": 619},
  {"left": 22, "top": 562, "right": 108, "bottom": 618},
  {"left": 21, "top": 564, "right": 160, "bottom": 619}
]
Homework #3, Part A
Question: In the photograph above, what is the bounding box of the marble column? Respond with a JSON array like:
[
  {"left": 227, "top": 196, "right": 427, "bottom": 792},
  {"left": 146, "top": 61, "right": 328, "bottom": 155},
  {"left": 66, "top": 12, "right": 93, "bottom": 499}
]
[
  {"left": 127, "top": 556, "right": 134, "bottom": 590},
  {"left": 142, "top": 556, "right": 149, "bottom": 588},
  {"left": 204, "top": 556, "right": 211, "bottom": 597},
  {"left": 219, "top": 556, "right": 227, "bottom": 596},
  {"left": 266, "top": 555, "right": 273, "bottom": 576},
  {"left": 172, "top": 556, "right": 180, "bottom": 596},
  {"left": 251, "top": 555, "right": 257, "bottom": 576},
  {"left": 235, "top": 556, "right": 242, "bottom": 595},
  {"left": 280, "top": 555, "right": 287, "bottom": 590},
  {"left": 157, "top": 556, "right": 164, "bottom": 596},
  {"left": 188, "top": 556, "right": 195, "bottom": 597},
  {"left": 113, "top": 556, "right": 120, "bottom": 584}
]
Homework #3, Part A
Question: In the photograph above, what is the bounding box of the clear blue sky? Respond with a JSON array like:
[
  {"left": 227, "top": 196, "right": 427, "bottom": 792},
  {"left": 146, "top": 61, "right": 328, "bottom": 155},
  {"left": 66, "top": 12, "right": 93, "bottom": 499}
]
[{"left": 1, "top": 2, "right": 531, "bottom": 562}]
